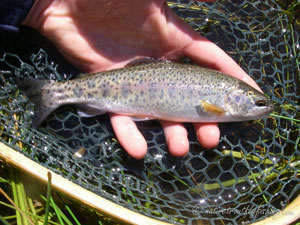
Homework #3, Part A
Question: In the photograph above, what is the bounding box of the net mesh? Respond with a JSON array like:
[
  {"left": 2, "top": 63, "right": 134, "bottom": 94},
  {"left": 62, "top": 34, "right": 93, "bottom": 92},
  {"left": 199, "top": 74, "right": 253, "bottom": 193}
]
[{"left": 0, "top": 0, "right": 300, "bottom": 224}]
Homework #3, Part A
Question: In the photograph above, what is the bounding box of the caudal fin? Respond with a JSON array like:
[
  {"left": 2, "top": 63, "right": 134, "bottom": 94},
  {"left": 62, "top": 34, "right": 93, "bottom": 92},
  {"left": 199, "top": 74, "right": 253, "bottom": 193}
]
[{"left": 15, "top": 78, "right": 58, "bottom": 128}]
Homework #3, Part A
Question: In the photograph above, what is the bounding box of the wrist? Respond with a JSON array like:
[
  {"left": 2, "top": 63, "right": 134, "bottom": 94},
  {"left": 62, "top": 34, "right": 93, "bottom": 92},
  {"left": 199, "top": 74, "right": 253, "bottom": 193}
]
[{"left": 21, "top": 0, "right": 53, "bottom": 30}]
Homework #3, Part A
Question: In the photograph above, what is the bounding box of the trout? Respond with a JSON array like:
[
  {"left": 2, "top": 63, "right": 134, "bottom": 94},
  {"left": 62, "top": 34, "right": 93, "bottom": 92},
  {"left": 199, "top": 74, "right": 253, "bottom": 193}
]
[{"left": 16, "top": 61, "right": 274, "bottom": 128}]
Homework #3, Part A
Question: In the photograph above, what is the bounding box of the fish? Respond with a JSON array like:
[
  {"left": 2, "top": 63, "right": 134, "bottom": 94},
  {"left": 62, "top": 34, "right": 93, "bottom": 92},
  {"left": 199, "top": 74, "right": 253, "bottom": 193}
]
[{"left": 15, "top": 60, "right": 274, "bottom": 128}]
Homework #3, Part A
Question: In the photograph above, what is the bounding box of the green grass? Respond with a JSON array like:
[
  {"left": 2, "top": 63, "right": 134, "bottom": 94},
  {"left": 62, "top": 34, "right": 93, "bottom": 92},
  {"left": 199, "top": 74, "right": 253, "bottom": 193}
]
[
  {"left": 0, "top": 165, "right": 119, "bottom": 225},
  {"left": 270, "top": 113, "right": 300, "bottom": 123}
]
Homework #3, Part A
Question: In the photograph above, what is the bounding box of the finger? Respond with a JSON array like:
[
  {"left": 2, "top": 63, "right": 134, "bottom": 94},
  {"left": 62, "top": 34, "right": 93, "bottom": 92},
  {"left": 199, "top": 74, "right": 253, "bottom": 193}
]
[
  {"left": 193, "top": 122, "right": 220, "bottom": 149},
  {"left": 184, "top": 37, "right": 262, "bottom": 92},
  {"left": 110, "top": 114, "right": 147, "bottom": 159},
  {"left": 160, "top": 121, "right": 189, "bottom": 156}
]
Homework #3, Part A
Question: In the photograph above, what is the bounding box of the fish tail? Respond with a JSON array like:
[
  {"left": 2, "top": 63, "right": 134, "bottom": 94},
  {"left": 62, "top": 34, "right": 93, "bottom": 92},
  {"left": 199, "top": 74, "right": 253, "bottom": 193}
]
[{"left": 15, "top": 78, "right": 58, "bottom": 128}]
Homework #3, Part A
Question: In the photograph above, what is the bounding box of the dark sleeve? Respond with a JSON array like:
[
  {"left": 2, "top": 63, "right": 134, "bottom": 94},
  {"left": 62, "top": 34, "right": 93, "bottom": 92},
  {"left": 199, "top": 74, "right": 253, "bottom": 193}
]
[{"left": 0, "top": 0, "right": 35, "bottom": 34}]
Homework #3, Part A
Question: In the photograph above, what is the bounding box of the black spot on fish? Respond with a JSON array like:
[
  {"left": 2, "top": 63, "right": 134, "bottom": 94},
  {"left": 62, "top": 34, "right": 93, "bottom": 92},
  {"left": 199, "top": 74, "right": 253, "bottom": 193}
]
[
  {"left": 89, "top": 82, "right": 95, "bottom": 89},
  {"left": 168, "top": 87, "right": 174, "bottom": 98},
  {"left": 122, "top": 86, "right": 129, "bottom": 98},
  {"left": 56, "top": 88, "right": 64, "bottom": 93},
  {"left": 135, "top": 94, "right": 139, "bottom": 102},
  {"left": 47, "top": 101, "right": 53, "bottom": 107},
  {"left": 88, "top": 93, "right": 93, "bottom": 98},
  {"left": 57, "top": 96, "right": 65, "bottom": 101},
  {"left": 188, "top": 87, "right": 193, "bottom": 98},
  {"left": 149, "top": 87, "right": 156, "bottom": 99},
  {"left": 102, "top": 89, "right": 109, "bottom": 98},
  {"left": 159, "top": 90, "right": 164, "bottom": 99},
  {"left": 87, "top": 81, "right": 91, "bottom": 89},
  {"left": 73, "top": 88, "right": 83, "bottom": 98},
  {"left": 180, "top": 93, "right": 185, "bottom": 101}
]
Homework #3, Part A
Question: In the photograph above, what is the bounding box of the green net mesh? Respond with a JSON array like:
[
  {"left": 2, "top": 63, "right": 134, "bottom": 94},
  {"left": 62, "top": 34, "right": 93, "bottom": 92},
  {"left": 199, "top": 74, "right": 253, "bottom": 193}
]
[{"left": 0, "top": 0, "right": 299, "bottom": 224}]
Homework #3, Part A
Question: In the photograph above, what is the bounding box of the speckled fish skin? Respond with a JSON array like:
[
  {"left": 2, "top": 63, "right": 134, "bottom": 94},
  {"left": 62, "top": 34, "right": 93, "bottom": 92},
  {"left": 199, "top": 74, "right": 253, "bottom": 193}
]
[{"left": 16, "top": 61, "right": 274, "bottom": 128}]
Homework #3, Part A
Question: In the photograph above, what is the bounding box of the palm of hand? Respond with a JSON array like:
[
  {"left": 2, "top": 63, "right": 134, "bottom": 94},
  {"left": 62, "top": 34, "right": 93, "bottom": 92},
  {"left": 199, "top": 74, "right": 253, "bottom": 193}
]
[{"left": 37, "top": 0, "right": 199, "bottom": 71}]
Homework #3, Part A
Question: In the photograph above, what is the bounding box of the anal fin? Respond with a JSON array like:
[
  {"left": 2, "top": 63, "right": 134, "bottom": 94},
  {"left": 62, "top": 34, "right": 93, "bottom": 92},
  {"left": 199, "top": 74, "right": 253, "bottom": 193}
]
[{"left": 77, "top": 104, "right": 106, "bottom": 117}]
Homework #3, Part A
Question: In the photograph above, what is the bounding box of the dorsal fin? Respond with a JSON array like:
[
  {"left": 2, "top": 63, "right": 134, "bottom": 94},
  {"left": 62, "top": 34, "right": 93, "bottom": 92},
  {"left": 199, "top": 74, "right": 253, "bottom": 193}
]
[
  {"left": 74, "top": 72, "right": 95, "bottom": 79},
  {"left": 125, "top": 57, "right": 170, "bottom": 67}
]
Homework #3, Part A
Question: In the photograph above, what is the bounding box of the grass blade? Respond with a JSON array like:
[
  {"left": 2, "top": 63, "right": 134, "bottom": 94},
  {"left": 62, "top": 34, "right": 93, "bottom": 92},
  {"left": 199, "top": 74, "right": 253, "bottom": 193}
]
[
  {"left": 271, "top": 113, "right": 300, "bottom": 123},
  {"left": 41, "top": 194, "right": 73, "bottom": 225},
  {"left": 0, "top": 186, "right": 33, "bottom": 225},
  {"left": 15, "top": 172, "right": 30, "bottom": 225},
  {"left": 10, "top": 168, "right": 22, "bottom": 225},
  {"left": 0, "top": 215, "right": 11, "bottom": 225},
  {"left": 44, "top": 172, "right": 52, "bottom": 225}
]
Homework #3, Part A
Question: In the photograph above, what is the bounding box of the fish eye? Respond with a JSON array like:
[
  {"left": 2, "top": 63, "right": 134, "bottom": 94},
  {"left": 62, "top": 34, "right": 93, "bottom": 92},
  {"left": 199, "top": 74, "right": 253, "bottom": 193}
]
[{"left": 255, "top": 99, "right": 267, "bottom": 107}]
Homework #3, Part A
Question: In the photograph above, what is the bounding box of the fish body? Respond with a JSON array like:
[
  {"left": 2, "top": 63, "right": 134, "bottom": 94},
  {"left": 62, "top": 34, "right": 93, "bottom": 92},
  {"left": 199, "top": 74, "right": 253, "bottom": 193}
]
[{"left": 16, "top": 61, "right": 274, "bottom": 128}]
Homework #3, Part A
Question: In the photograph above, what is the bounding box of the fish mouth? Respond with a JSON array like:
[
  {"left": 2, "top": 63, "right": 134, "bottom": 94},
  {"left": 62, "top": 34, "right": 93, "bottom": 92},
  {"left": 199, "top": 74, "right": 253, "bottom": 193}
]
[
  {"left": 252, "top": 103, "right": 275, "bottom": 119},
  {"left": 235, "top": 103, "right": 274, "bottom": 121}
]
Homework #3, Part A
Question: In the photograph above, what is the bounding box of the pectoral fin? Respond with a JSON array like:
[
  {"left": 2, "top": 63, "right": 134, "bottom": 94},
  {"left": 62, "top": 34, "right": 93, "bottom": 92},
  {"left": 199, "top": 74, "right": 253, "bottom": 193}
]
[
  {"left": 131, "top": 116, "right": 153, "bottom": 121},
  {"left": 196, "top": 100, "right": 225, "bottom": 116}
]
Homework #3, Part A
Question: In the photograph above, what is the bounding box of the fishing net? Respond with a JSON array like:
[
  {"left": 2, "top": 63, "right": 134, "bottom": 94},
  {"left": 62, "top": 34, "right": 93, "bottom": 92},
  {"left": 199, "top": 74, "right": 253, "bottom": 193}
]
[{"left": 0, "top": 0, "right": 299, "bottom": 224}]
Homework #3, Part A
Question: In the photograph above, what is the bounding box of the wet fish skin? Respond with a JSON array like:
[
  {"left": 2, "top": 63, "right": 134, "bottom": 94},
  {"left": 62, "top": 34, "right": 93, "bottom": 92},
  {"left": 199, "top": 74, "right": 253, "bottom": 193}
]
[{"left": 16, "top": 61, "right": 274, "bottom": 128}]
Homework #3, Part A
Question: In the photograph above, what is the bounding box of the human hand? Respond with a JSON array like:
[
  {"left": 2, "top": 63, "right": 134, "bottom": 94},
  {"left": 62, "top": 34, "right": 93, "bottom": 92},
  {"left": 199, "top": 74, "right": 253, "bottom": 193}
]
[{"left": 23, "top": 0, "right": 260, "bottom": 159}]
